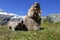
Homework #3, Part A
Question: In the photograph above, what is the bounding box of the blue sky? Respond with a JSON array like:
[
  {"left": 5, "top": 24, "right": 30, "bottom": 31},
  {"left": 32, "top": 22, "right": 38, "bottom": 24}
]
[{"left": 0, "top": 0, "right": 60, "bottom": 16}]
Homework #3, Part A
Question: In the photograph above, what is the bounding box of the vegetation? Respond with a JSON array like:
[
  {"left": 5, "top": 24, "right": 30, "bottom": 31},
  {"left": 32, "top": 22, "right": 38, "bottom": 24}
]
[{"left": 0, "top": 22, "right": 60, "bottom": 40}]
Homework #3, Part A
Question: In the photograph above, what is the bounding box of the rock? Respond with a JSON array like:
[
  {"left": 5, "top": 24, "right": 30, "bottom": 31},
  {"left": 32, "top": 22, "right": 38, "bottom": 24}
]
[{"left": 47, "top": 14, "right": 60, "bottom": 23}]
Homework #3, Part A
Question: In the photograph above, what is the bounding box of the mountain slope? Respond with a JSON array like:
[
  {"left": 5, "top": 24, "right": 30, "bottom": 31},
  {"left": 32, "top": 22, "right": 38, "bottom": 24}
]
[{"left": 0, "top": 11, "right": 23, "bottom": 25}]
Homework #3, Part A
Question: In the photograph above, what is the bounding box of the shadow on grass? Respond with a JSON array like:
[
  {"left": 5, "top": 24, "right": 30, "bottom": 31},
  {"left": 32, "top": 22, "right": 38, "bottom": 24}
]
[
  {"left": 15, "top": 27, "right": 45, "bottom": 31},
  {"left": 15, "top": 23, "right": 45, "bottom": 31},
  {"left": 15, "top": 24, "right": 28, "bottom": 31},
  {"left": 39, "top": 27, "right": 45, "bottom": 30}
]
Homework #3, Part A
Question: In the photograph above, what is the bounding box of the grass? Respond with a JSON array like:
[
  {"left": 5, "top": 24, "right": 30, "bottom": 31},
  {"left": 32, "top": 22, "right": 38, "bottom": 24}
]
[{"left": 0, "top": 22, "right": 60, "bottom": 40}]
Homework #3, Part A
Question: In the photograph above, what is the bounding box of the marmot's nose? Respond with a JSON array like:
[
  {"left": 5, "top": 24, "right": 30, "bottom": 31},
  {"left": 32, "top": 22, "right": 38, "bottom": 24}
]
[{"left": 33, "top": 11, "right": 38, "bottom": 15}]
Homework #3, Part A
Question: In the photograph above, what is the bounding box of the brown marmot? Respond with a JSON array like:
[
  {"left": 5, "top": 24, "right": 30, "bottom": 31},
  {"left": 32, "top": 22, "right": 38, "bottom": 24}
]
[{"left": 24, "top": 2, "right": 41, "bottom": 31}]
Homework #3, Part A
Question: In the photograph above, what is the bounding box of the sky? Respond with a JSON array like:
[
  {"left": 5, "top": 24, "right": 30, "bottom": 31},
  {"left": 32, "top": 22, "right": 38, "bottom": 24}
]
[{"left": 0, "top": 0, "right": 60, "bottom": 16}]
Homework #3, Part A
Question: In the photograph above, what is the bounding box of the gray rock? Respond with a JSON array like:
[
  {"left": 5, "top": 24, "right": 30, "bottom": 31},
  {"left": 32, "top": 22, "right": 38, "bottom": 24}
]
[{"left": 47, "top": 14, "right": 60, "bottom": 23}]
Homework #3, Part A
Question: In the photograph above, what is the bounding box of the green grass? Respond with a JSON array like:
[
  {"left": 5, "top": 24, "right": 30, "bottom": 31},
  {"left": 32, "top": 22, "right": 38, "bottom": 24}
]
[{"left": 0, "top": 22, "right": 60, "bottom": 40}]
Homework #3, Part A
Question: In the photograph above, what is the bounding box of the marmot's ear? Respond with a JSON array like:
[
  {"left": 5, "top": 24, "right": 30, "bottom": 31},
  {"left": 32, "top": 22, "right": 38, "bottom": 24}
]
[{"left": 34, "top": 2, "right": 39, "bottom": 5}]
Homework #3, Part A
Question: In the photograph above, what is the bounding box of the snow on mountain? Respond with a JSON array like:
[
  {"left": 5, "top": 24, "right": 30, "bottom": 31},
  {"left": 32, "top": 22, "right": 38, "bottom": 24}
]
[
  {"left": 0, "top": 9, "right": 26, "bottom": 19},
  {"left": 0, "top": 11, "right": 18, "bottom": 16},
  {"left": 0, "top": 9, "right": 27, "bottom": 20}
]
